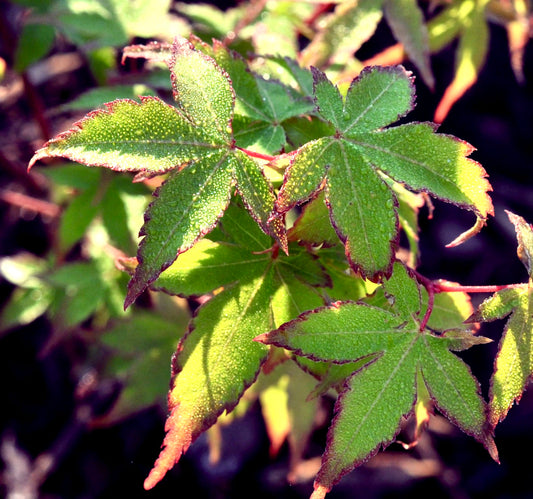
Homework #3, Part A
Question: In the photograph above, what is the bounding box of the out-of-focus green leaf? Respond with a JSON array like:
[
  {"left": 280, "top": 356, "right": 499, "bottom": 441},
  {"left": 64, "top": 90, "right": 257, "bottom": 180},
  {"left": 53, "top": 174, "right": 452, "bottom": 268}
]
[
  {"left": 383, "top": 0, "right": 433, "bottom": 88},
  {"left": 46, "top": 261, "right": 106, "bottom": 329},
  {"left": 101, "top": 176, "right": 149, "bottom": 254},
  {"left": 0, "top": 287, "right": 53, "bottom": 332},
  {"left": 101, "top": 310, "right": 188, "bottom": 423},
  {"left": 175, "top": 2, "right": 243, "bottom": 40},
  {"left": 58, "top": 182, "right": 100, "bottom": 253},
  {"left": 39, "top": 163, "right": 101, "bottom": 191},
  {"left": 432, "top": 0, "right": 490, "bottom": 122},
  {"left": 14, "top": 24, "right": 55, "bottom": 72},
  {"left": 258, "top": 359, "right": 319, "bottom": 465},
  {"left": 0, "top": 253, "right": 48, "bottom": 288},
  {"left": 301, "top": 0, "right": 384, "bottom": 67},
  {"left": 58, "top": 85, "right": 156, "bottom": 112}
]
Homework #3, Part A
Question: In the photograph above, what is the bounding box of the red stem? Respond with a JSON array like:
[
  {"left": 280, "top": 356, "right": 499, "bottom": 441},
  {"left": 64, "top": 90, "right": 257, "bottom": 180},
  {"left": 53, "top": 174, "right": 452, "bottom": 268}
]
[
  {"left": 411, "top": 268, "right": 523, "bottom": 332},
  {"left": 419, "top": 283, "right": 434, "bottom": 332},
  {"left": 433, "top": 282, "right": 524, "bottom": 293},
  {"left": 22, "top": 72, "right": 51, "bottom": 141},
  {"left": 235, "top": 146, "right": 276, "bottom": 161}
]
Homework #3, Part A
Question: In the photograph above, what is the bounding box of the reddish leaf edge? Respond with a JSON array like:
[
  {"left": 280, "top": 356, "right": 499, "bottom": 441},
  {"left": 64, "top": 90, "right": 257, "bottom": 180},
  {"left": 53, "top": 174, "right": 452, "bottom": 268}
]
[
  {"left": 254, "top": 300, "right": 399, "bottom": 363},
  {"left": 28, "top": 96, "right": 193, "bottom": 173},
  {"left": 325, "top": 175, "right": 400, "bottom": 284},
  {"left": 311, "top": 358, "right": 416, "bottom": 498},
  {"left": 420, "top": 364, "right": 499, "bottom": 463},
  {"left": 310, "top": 64, "right": 417, "bottom": 132},
  {"left": 144, "top": 291, "right": 269, "bottom": 489},
  {"left": 311, "top": 356, "right": 498, "bottom": 499},
  {"left": 124, "top": 172, "right": 234, "bottom": 309}
]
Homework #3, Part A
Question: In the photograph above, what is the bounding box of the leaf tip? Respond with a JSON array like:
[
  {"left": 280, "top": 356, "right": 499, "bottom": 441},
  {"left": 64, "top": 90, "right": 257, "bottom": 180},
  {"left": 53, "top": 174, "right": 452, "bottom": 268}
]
[
  {"left": 28, "top": 147, "right": 50, "bottom": 171},
  {"left": 446, "top": 217, "right": 487, "bottom": 248},
  {"left": 124, "top": 275, "right": 147, "bottom": 310},
  {"left": 144, "top": 405, "right": 189, "bottom": 490},
  {"left": 483, "top": 433, "right": 500, "bottom": 464},
  {"left": 253, "top": 332, "right": 269, "bottom": 343},
  {"left": 268, "top": 213, "right": 288, "bottom": 255},
  {"left": 505, "top": 210, "right": 533, "bottom": 276}
]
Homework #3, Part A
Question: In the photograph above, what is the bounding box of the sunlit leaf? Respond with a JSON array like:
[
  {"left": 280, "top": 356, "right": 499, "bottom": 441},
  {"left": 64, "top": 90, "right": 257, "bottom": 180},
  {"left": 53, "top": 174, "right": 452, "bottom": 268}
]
[
  {"left": 29, "top": 38, "right": 285, "bottom": 308},
  {"left": 144, "top": 204, "right": 325, "bottom": 489},
  {"left": 277, "top": 66, "right": 492, "bottom": 280},
  {"left": 470, "top": 211, "right": 533, "bottom": 428},
  {"left": 257, "top": 263, "right": 496, "bottom": 496}
]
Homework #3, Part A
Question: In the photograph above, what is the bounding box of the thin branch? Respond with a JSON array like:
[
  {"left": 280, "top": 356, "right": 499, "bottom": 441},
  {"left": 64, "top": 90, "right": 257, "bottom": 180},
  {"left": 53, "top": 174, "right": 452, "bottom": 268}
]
[
  {"left": 419, "top": 281, "right": 434, "bottom": 332},
  {"left": 0, "top": 188, "right": 60, "bottom": 218},
  {"left": 433, "top": 281, "right": 525, "bottom": 294},
  {"left": 411, "top": 267, "right": 525, "bottom": 331}
]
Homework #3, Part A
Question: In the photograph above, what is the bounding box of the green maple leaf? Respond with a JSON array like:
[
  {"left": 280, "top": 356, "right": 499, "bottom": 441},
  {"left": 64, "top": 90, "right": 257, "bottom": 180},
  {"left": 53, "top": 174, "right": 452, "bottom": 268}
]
[
  {"left": 190, "top": 36, "right": 314, "bottom": 155},
  {"left": 257, "top": 262, "right": 497, "bottom": 498},
  {"left": 29, "top": 38, "right": 286, "bottom": 308},
  {"left": 142, "top": 201, "right": 326, "bottom": 489},
  {"left": 276, "top": 65, "right": 493, "bottom": 281},
  {"left": 124, "top": 37, "right": 314, "bottom": 156},
  {"left": 468, "top": 211, "right": 533, "bottom": 428}
]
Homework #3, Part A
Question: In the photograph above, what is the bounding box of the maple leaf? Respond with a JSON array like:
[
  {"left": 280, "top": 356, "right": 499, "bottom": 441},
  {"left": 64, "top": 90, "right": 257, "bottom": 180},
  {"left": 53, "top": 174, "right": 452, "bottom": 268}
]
[
  {"left": 276, "top": 65, "right": 493, "bottom": 281},
  {"left": 190, "top": 37, "right": 314, "bottom": 155},
  {"left": 256, "top": 262, "right": 497, "bottom": 498},
  {"left": 29, "top": 37, "right": 286, "bottom": 308},
  {"left": 142, "top": 202, "right": 326, "bottom": 489},
  {"left": 468, "top": 211, "right": 533, "bottom": 428}
]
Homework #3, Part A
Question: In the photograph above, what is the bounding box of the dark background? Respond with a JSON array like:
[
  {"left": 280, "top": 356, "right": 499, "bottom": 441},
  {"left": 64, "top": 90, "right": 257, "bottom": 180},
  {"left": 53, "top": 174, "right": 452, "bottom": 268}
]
[{"left": 1, "top": 1, "right": 533, "bottom": 497}]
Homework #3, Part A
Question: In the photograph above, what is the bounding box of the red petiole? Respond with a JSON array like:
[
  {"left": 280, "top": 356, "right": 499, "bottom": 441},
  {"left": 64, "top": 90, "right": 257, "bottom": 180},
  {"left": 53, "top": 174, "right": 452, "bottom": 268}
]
[{"left": 412, "top": 269, "right": 523, "bottom": 332}]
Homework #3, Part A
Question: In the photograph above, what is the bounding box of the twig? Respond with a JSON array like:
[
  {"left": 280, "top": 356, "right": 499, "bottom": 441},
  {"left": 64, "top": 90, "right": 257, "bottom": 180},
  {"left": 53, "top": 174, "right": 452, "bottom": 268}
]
[
  {"left": 0, "top": 188, "right": 60, "bottom": 218},
  {"left": 412, "top": 267, "right": 524, "bottom": 331}
]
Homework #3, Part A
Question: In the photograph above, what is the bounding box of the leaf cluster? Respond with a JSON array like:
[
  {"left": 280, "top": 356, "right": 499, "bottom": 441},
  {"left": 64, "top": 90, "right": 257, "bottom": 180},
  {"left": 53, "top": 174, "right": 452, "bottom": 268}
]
[{"left": 11, "top": 1, "right": 533, "bottom": 497}]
